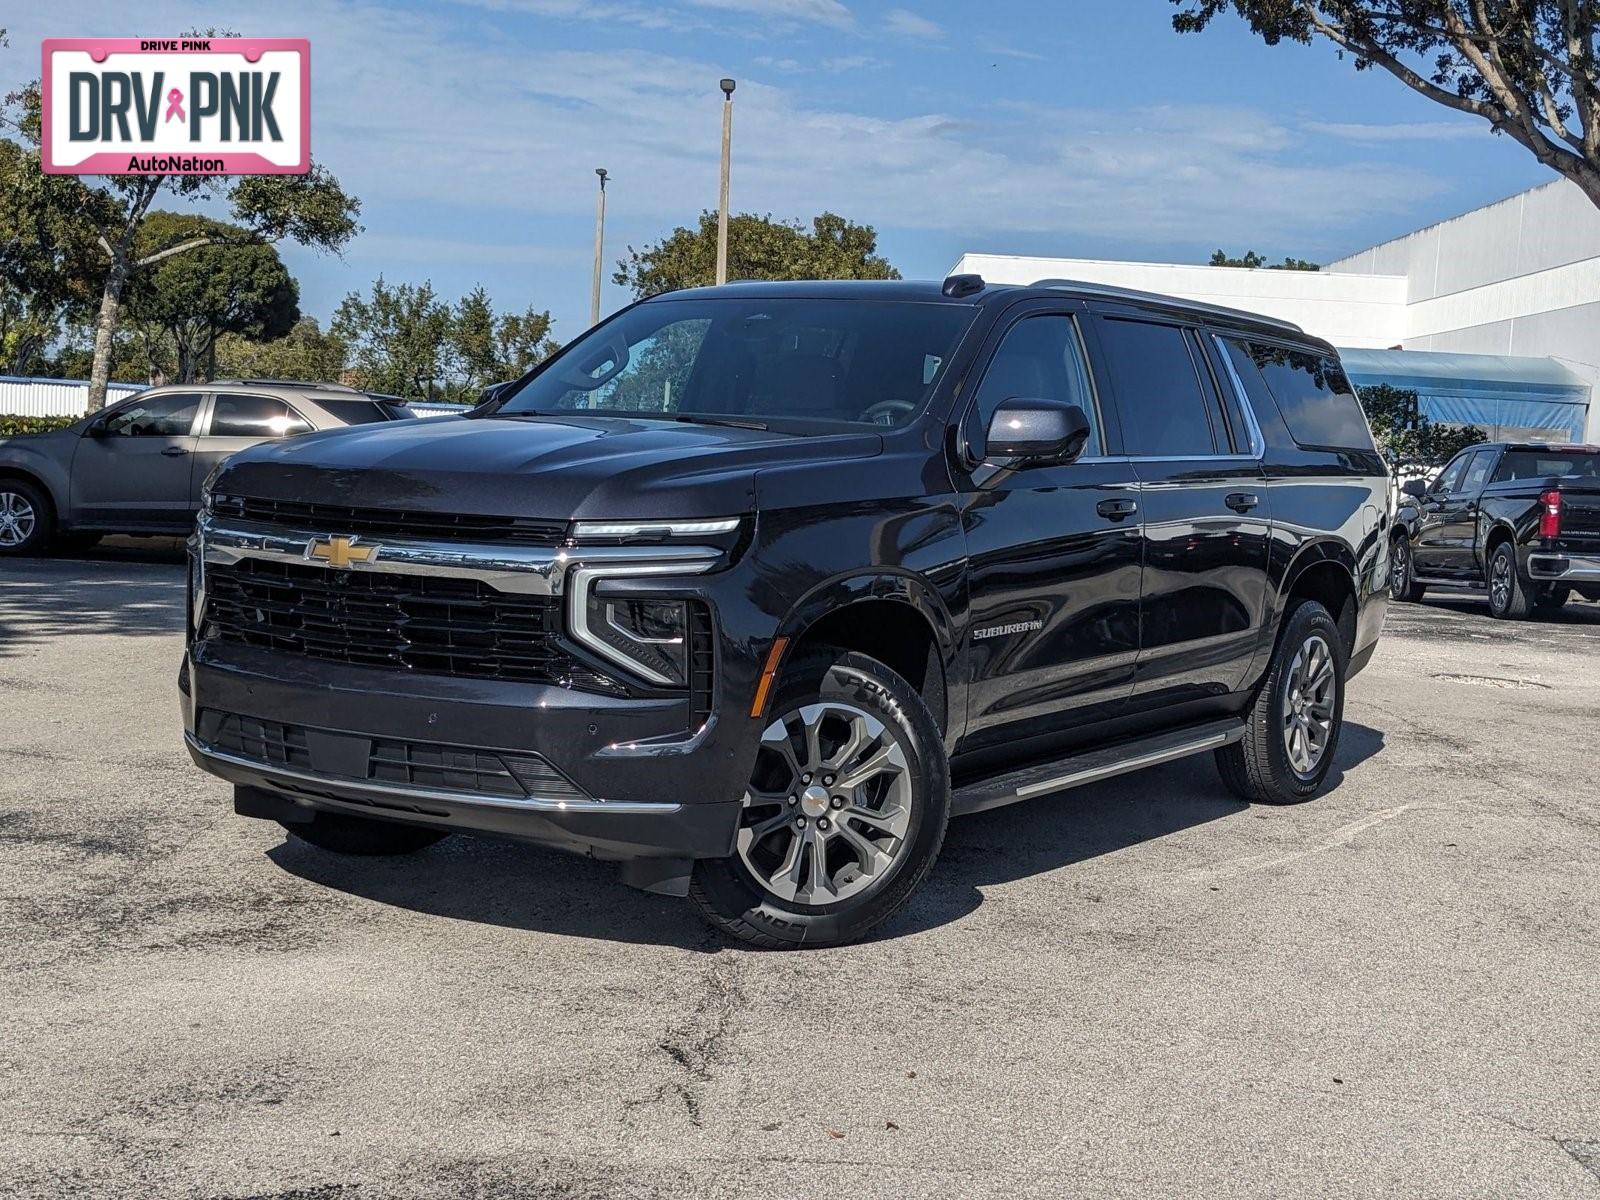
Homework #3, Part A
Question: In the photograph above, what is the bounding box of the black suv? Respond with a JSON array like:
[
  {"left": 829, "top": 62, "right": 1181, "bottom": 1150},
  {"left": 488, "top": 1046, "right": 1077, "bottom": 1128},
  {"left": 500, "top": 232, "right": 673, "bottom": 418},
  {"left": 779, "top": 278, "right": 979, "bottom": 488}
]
[{"left": 182, "top": 278, "right": 1390, "bottom": 948}]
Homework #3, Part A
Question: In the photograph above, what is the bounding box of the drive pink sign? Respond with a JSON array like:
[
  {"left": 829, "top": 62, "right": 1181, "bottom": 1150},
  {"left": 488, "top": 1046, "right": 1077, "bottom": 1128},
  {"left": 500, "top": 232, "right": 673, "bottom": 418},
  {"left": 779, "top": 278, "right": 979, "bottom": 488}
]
[{"left": 42, "top": 38, "right": 309, "bottom": 175}]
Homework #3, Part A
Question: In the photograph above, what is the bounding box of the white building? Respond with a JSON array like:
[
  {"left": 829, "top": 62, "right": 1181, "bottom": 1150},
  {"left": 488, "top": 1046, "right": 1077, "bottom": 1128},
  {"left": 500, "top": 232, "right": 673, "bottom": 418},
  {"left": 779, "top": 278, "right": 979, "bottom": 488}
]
[{"left": 953, "top": 178, "right": 1600, "bottom": 443}]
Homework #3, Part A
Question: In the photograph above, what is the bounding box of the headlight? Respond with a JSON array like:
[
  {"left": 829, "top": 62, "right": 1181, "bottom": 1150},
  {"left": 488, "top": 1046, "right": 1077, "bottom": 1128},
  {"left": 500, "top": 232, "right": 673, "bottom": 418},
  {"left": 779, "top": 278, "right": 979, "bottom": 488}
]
[
  {"left": 200, "top": 464, "right": 224, "bottom": 512},
  {"left": 569, "top": 562, "right": 709, "bottom": 686},
  {"left": 589, "top": 595, "right": 689, "bottom": 686}
]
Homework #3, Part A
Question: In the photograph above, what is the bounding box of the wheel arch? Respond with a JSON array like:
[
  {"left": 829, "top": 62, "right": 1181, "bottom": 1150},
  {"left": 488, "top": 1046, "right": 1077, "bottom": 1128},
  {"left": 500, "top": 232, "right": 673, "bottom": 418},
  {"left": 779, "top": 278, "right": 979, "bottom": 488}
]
[
  {"left": 773, "top": 572, "right": 956, "bottom": 737},
  {"left": 1278, "top": 541, "right": 1359, "bottom": 658}
]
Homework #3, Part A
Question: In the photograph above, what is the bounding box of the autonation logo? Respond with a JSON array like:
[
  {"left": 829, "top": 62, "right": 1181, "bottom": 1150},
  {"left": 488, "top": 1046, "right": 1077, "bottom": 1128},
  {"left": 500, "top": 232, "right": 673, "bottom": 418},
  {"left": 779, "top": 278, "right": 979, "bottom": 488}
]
[{"left": 42, "top": 38, "right": 309, "bottom": 175}]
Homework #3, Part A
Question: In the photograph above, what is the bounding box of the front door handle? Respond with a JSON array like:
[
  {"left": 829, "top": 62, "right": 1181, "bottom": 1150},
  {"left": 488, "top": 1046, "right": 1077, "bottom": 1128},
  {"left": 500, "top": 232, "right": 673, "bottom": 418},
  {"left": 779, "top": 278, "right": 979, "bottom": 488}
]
[
  {"left": 161, "top": 446, "right": 189, "bottom": 457},
  {"left": 1096, "top": 498, "right": 1138, "bottom": 520},
  {"left": 1225, "top": 492, "right": 1260, "bottom": 513}
]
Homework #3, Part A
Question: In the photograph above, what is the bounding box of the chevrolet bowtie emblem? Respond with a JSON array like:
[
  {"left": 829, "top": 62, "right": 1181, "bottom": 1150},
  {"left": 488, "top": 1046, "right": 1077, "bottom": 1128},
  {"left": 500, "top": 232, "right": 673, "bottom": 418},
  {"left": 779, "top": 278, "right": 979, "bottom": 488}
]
[{"left": 307, "top": 536, "right": 377, "bottom": 569}]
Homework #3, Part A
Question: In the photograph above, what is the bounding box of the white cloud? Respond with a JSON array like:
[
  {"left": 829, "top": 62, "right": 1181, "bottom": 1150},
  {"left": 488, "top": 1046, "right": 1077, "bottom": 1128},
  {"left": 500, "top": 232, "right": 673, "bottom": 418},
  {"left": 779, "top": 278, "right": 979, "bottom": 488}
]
[
  {"left": 1303, "top": 119, "right": 1486, "bottom": 142},
  {"left": 885, "top": 7, "right": 944, "bottom": 39},
  {"left": 687, "top": 0, "right": 854, "bottom": 30}
]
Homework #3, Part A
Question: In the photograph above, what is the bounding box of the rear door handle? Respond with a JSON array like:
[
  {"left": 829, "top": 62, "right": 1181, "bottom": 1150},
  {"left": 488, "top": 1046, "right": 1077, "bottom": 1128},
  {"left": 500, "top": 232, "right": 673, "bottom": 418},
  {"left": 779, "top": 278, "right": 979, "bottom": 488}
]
[
  {"left": 1225, "top": 492, "right": 1260, "bottom": 513},
  {"left": 161, "top": 446, "right": 189, "bottom": 457},
  {"left": 1096, "top": 498, "right": 1138, "bottom": 520}
]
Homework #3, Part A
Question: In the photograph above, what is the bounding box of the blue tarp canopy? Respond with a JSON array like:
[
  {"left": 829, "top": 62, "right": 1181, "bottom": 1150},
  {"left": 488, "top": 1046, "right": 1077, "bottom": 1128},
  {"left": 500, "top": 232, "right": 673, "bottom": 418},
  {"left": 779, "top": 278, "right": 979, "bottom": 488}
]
[{"left": 1339, "top": 347, "right": 1591, "bottom": 441}]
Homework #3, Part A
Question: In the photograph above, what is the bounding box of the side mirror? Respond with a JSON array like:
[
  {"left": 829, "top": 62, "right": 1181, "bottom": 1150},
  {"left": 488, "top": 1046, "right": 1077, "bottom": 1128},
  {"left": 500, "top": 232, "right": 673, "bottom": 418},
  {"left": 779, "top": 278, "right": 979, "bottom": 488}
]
[
  {"left": 985, "top": 397, "right": 1091, "bottom": 465},
  {"left": 85, "top": 418, "right": 109, "bottom": 438},
  {"left": 1401, "top": 478, "right": 1427, "bottom": 498}
]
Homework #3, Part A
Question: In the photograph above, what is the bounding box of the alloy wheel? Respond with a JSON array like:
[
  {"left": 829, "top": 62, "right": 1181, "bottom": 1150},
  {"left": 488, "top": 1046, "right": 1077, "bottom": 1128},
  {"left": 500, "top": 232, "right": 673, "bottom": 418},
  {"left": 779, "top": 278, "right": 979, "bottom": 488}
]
[
  {"left": 1390, "top": 538, "right": 1408, "bottom": 596},
  {"left": 1282, "top": 633, "right": 1336, "bottom": 778},
  {"left": 737, "top": 701, "right": 912, "bottom": 905},
  {"left": 1490, "top": 551, "right": 1512, "bottom": 612},
  {"left": 0, "top": 491, "right": 37, "bottom": 548}
]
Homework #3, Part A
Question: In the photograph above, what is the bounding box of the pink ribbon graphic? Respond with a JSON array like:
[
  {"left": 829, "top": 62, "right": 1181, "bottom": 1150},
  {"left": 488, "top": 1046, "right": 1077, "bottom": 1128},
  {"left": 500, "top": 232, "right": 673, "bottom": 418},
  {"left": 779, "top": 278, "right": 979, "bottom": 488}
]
[{"left": 164, "top": 88, "right": 185, "bottom": 123}]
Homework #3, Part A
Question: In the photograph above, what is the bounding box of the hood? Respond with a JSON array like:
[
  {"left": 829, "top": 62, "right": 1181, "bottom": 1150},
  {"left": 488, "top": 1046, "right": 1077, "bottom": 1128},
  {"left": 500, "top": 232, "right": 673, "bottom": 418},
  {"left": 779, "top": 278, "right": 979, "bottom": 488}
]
[{"left": 212, "top": 413, "right": 884, "bottom": 521}]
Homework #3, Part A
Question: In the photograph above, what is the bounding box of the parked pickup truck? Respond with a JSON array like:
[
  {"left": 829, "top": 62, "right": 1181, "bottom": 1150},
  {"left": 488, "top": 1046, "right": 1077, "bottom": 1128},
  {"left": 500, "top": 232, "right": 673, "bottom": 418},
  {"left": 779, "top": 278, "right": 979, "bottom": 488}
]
[
  {"left": 1391, "top": 442, "right": 1600, "bottom": 619},
  {"left": 182, "top": 277, "right": 1390, "bottom": 948}
]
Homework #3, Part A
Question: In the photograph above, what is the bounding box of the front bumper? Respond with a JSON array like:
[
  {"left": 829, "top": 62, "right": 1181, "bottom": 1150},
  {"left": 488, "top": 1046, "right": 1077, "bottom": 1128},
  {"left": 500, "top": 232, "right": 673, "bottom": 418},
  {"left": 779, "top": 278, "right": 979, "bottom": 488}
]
[
  {"left": 1526, "top": 552, "right": 1600, "bottom": 582},
  {"left": 183, "top": 513, "right": 754, "bottom": 865},
  {"left": 183, "top": 644, "right": 742, "bottom": 862}
]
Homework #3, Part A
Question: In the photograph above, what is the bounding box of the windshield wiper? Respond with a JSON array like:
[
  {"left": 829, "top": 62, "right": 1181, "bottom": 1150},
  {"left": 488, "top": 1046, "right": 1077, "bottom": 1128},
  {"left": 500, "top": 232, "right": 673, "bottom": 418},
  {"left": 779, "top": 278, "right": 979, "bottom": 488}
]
[{"left": 672, "top": 414, "right": 769, "bottom": 431}]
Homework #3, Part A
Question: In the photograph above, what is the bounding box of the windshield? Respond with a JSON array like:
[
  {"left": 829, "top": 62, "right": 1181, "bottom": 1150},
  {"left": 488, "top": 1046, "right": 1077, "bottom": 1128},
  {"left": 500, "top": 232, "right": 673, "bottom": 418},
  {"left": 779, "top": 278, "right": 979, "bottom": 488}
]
[
  {"left": 498, "top": 297, "right": 971, "bottom": 429},
  {"left": 1495, "top": 449, "right": 1600, "bottom": 482}
]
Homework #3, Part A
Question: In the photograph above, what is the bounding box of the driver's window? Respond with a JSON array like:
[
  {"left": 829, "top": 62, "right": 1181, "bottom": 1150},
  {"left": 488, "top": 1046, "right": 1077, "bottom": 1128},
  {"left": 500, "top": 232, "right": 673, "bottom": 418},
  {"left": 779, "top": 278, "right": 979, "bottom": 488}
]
[
  {"left": 967, "top": 315, "right": 1101, "bottom": 458},
  {"left": 1432, "top": 455, "right": 1468, "bottom": 495},
  {"left": 100, "top": 393, "right": 203, "bottom": 438}
]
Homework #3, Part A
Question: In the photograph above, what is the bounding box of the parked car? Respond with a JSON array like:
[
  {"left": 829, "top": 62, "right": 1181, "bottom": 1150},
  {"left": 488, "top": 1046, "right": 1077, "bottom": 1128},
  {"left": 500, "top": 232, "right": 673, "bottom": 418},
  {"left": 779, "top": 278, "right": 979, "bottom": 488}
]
[
  {"left": 181, "top": 277, "right": 1389, "bottom": 948},
  {"left": 1390, "top": 442, "right": 1600, "bottom": 618},
  {"left": 0, "top": 380, "right": 416, "bottom": 555}
]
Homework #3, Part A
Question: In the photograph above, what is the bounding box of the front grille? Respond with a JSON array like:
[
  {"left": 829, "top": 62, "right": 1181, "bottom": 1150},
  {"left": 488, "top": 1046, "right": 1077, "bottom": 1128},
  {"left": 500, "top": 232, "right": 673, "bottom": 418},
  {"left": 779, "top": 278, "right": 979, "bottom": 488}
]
[
  {"left": 199, "top": 710, "right": 591, "bottom": 802},
  {"left": 210, "top": 495, "right": 568, "bottom": 546},
  {"left": 204, "top": 557, "right": 624, "bottom": 692}
]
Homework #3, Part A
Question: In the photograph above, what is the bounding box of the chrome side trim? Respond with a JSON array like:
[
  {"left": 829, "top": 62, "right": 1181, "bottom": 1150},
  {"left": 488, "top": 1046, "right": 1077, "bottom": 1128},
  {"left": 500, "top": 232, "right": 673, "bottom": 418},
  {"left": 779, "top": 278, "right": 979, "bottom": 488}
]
[
  {"left": 186, "top": 733, "right": 683, "bottom": 815},
  {"left": 1013, "top": 728, "right": 1242, "bottom": 799},
  {"left": 197, "top": 514, "right": 720, "bottom": 596}
]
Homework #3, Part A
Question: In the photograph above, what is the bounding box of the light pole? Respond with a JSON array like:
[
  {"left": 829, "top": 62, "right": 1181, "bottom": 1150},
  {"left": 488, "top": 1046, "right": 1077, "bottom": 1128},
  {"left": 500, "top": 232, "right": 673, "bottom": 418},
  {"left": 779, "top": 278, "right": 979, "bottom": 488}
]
[
  {"left": 590, "top": 167, "right": 609, "bottom": 327},
  {"left": 716, "top": 77, "right": 735, "bottom": 286}
]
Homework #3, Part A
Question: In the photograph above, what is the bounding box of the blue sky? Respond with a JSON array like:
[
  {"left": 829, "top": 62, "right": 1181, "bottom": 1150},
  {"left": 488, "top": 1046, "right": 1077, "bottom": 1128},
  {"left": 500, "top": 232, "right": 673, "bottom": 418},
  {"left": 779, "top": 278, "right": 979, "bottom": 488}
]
[{"left": 17, "top": 1, "right": 1551, "bottom": 342}]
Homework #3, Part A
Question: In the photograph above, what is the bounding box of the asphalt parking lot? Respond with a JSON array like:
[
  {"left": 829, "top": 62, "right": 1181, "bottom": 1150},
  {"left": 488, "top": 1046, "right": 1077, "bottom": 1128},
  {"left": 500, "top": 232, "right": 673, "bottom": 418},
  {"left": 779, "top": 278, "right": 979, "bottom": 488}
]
[{"left": 4, "top": 541, "right": 1599, "bottom": 1199}]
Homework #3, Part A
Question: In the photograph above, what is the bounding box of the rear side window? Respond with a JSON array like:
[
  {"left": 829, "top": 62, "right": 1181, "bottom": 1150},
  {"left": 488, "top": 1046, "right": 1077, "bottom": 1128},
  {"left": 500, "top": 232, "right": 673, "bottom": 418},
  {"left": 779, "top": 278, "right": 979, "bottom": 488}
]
[
  {"left": 316, "top": 399, "right": 398, "bottom": 425},
  {"left": 1222, "top": 339, "right": 1374, "bottom": 452},
  {"left": 1459, "top": 449, "right": 1495, "bottom": 494},
  {"left": 209, "top": 395, "right": 312, "bottom": 438},
  {"left": 1095, "top": 318, "right": 1218, "bottom": 456}
]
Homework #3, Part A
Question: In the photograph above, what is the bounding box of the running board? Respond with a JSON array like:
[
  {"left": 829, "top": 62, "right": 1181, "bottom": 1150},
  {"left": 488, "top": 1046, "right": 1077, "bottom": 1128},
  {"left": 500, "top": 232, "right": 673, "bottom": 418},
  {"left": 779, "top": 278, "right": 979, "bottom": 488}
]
[{"left": 950, "top": 718, "right": 1246, "bottom": 817}]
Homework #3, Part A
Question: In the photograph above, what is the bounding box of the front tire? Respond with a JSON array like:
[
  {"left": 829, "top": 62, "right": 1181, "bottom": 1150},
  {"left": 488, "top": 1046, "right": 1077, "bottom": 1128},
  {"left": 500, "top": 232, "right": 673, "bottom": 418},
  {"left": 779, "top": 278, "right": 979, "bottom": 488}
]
[
  {"left": 1486, "top": 541, "right": 1533, "bottom": 620},
  {"left": 0, "top": 480, "right": 54, "bottom": 556},
  {"left": 1390, "top": 532, "right": 1425, "bottom": 602},
  {"left": 280, "top": 811, "right": 450, "bottom": 856},
  {"left": 1216, "top": 600, "right": 1345, "bottom": 805},
  {"left": 690, "top": 649, "right": 949, "bottom": 949}
]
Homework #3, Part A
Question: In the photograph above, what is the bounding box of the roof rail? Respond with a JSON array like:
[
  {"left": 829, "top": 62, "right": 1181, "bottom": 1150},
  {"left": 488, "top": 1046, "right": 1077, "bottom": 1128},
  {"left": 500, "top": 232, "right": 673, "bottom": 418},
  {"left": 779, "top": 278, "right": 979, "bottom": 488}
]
[
  {"left": 209, "top": 378, "right": 365, "bottom": 392},
  {"left": 1029, "top": 278, "right": 1305, "bottom": 335}
]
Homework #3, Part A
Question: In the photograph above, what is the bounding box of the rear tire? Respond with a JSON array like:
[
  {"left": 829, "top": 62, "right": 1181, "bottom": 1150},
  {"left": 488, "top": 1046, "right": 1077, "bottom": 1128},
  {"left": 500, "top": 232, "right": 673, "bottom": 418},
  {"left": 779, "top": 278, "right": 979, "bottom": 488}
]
[
  {"left": 689, "top": 649, "right": 949, "bottom": 949},
  {"left": 1216, "top": 600, "right": 1345, "bottom": 805},
  {"left": 1486, "top": 541, "right": 1533, "bottom": 620},
  {"left": 0, "top": 480, "right": 55, "bottom": 556},
  {"left": 280, "top": 811, "right": 450, "bottom": 856},
  {"left": 1390, "top": 532, "right": 1425, "bottom": 602}
]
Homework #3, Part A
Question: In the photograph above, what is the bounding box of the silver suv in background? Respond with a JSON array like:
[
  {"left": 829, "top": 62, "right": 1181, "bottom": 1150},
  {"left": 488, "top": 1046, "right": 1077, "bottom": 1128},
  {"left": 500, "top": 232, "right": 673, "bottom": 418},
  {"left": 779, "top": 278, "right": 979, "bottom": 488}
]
[{"left": 0, "top": 380, "right": 416, "bottom": 555}]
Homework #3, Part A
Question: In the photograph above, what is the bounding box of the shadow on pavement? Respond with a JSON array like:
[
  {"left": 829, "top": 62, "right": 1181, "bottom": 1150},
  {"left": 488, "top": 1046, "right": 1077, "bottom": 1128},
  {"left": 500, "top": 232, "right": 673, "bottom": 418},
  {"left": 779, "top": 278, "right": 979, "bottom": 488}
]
[
  {"left": 0, "top": 547, "right": 186, "bottom": 657},
  {"left": 266, "top": 722, "right": 1386, "bottom": 949}
]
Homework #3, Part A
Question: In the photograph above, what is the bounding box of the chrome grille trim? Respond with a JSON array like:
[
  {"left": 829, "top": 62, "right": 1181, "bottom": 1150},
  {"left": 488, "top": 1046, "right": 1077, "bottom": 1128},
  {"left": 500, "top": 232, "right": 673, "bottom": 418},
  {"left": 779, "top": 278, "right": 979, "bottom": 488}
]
[{"left": 197, "top": 514, "right": 720, "bottom": 597}]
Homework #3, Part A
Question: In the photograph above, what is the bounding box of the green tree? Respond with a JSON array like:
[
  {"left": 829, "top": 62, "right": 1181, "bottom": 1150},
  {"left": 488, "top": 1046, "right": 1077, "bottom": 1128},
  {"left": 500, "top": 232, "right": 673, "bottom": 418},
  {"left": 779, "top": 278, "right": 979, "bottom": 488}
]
[
  {"left": 214, "top": 316, "right": 348, "bottom": 384},
  {"left": 333, "top": 277, "right": 455, "bottom": 399},
  {"left": 615, "top": 211, "right": 899, "bottom": 297},
  {"left": 452, "top": 286, "right": 558, "bottom": 394},
  {"left": 121, "top": 213, "right": 299, "bottom": 384},
  {"left": 0, "top": 76, "right": 359, "bottom": 410},
  {"left": 1358, "top": 382, "right": 1487, "bottom": 466},
  {"left": 1209, "top": 249, "right": 1321, "bottom": 270},
  {"left": 335, "top": 279, "right": 558, "bottom": 401},
  {"left": 1172, "top": 2, "right": 1600, "bottom": 209},
  {"left": 0, "top": 139, "right": 104, "bottom": 374}
]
